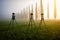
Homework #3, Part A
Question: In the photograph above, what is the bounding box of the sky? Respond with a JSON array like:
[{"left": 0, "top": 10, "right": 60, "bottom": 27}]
[
  {"left": 0, "top": 0, "right": 60, "bottom": 21},
  {"left": 0, "top": 0, "right": 37, "bottom": 20}
]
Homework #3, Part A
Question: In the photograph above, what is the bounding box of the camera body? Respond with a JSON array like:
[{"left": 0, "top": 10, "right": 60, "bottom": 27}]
[
  {"left": 30, "top": 13, "right": 33, "bottom": 15},
  {"left": 41, "top": 13, "right": 44, "bottom": 20},
  {"left": 12, "top": 13, "right": 15, "bottom": 20},
  {"left": 30, "top": 13, "right": 33, "bottom": 20}
]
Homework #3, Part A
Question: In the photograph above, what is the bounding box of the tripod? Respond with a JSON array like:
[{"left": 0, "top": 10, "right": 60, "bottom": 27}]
[
  {"left": 27, "top": 13, "right": 36, "bottom": 32},
  {"left": 8, "top": 13, "right": 18, "bottom": 31},
  {"left": 28, "top": 13, "right": 36, "bottom": 27},
  {"left": 39, "top": 13, "right": 46, "bottom": 26},
  {"left": 39, "top": 13, "right": 50, "bottom": 32}
]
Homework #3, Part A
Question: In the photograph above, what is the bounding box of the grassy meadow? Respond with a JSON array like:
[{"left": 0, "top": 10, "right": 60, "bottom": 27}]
[{"left": 0, "top": 20, "right": 60, "bottom": 40}]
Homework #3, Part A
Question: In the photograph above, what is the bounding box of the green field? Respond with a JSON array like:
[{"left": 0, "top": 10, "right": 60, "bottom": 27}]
[{"left": 0, "top": 20, "right": 60, "bottom": 40}]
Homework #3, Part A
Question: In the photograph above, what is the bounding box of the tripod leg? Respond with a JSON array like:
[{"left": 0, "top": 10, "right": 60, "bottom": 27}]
[
  {"left": 15, "top": 20, "right": 19, "bottom": 27},
  {"left": 33, "top": 20, "right": 36, "bottom": 27},
  {"left": 43, "top": 20, "right": 46, "bottom": 25},
  {"left": 28, "top": 20, "right": 30, "bottom": 26},
  {"left": 39, "top": 20, "right": 42, "bottom": 26},
  {"left": 31, "top": 20, "right": 32, "bottom": 27},
  {"left": 28, "top": 19, "right": 32, "bottom": 27},
  {"left": 8, "top": 20, "right": 12, "bottom": 31},
  {"left": 42, "top": 19, "right": 46, "bottom": 26},
  {"left": 12, "top": 20, "right": 14, "bottom": 28},
  {"left": 26, "top": 20, "right": 30, "bottom": 32},
  {"left": 27, "top": 20, "right": 31, "bottom": 30},
  {"left": 38, "top": 20, "right": 42, "bottom": 30}
]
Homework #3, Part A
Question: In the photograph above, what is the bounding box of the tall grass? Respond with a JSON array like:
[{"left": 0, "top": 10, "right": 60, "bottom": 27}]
[{"left": 0, "top": 20, "right": 60, "bottom": 40}]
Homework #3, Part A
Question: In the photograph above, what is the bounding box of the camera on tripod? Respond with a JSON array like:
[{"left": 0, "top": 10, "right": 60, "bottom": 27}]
[{"left": 12, "top": 13, "right": 15, "bottom": 20}]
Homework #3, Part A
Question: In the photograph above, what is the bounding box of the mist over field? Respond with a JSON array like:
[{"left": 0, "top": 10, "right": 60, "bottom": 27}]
[
  {"left": 0, "top": 0, "right": 36, "bottom": 21},
  {"left": 1, "top": 0, "right": 60, "bottom": 21}
]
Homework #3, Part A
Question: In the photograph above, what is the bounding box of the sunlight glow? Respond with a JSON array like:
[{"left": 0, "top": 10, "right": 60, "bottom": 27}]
[
  {"left": 35, "top": 0, "right": 54, "bottom": 20},
  {"left": 49, "top": 0, "right": 54, "bottom": 19},
  {"left": 36, "top": 0, "right": 60, "bottom": 20},
  {"left": 56, "top": 0, "right": 60, "bottom": 19},
  {"left": 1, "top": 0, "right": 60, "bottom": 20}
]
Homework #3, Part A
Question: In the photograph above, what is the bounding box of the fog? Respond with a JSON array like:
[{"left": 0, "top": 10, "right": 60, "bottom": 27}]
[
  {"left": 1, "top": 0, "right": 60, "bottom": 21},
  {"left": 0, "top": 0, "right": 36, "bottom": 21}
]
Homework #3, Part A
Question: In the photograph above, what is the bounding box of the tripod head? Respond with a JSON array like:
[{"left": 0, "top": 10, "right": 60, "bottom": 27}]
[
  {"left": 41, "top": 13, "right": 44, "bottom": 15},
  {"left": 30, "top": 13, "right": 33, "bottom": 19},
  {"left": 30, "top": 13, "right": 33, "bottom": 16},
  {"left": 12, "top": 13, "right": 15, "bottom": 20},
  {"left": 41, "top": 13, "right": 44, "bottom": 20}
]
